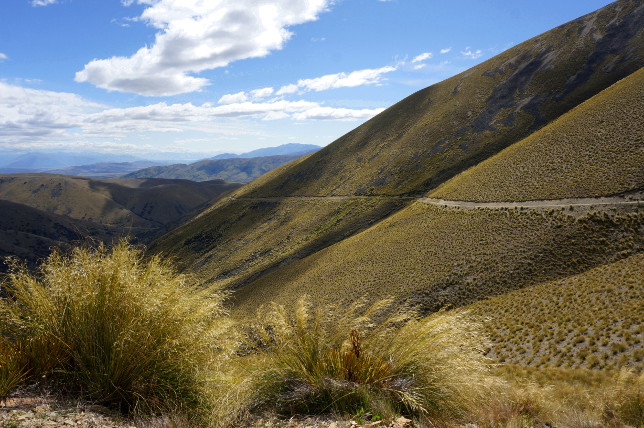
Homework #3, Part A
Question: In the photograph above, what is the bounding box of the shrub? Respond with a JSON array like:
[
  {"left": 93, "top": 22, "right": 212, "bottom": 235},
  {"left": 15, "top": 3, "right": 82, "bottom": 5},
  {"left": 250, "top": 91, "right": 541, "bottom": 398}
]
[
  {"left": 245, "top": 297, "right": 493, "bottom": 424},
  {"left": 0, "top": 242, "right": 232, "bottom": 419}
]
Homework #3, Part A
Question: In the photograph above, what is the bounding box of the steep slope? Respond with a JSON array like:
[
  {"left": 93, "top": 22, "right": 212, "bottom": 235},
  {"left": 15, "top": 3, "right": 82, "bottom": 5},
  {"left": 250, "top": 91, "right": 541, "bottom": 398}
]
[
  {"left": 468, "top": 253, "right": 643, "bottom": 371},
  {"left": 431, "top": 68, "right": 644, "bottom": 201},
  {"left": 125, "top": 154, "right": 310, "bottom": 183},
  {"left": 230, "top": 202, "right": 642, "bottom": 314},
  {"left": 151, "top": 1, "right": 644, "bottom": 290}
]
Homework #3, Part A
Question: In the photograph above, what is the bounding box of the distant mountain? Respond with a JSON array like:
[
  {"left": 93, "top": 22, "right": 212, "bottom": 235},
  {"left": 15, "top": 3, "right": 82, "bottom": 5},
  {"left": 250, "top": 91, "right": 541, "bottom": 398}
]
[
  {"left": 0, "top": 152, "right": 143, "bottom": 173},
  {"left": 0, "top": 174, "right": 242, "bottom": 271},
  {"left": 209, "top": 143, "right": 320, "bottom": 160},
  {"left": 125, "top": 153, "right": 316, "bottom": 183},
  {"left": 47, "top": 161, "right": 166, "bottom": 178}
]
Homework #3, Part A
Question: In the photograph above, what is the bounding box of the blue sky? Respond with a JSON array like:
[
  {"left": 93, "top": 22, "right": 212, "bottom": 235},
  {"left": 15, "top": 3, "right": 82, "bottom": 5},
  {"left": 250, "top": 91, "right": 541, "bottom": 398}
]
[{"left": 0, "top": 0, "right": 614, "bottom": 159}]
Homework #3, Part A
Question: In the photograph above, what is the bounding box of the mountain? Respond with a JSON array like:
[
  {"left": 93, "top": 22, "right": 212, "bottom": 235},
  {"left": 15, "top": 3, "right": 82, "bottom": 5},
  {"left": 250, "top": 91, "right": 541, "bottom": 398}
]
[
  {"left": 46, "top": 161, "right": 164, "bottom": 178},
  {"left": 149, "top": 1, "right": 643, "bottom": 371},
  {"left": 125, "top": 153, "right": 316, "bottom": 183},
  {"left": 0, "top": 152, "right": 143, "bottom": 173},
  {"left": 209, "top": 143, "right": 321, "bottom": 159},
  {"left": 0, "top": 174, "right": 242, "bottom": 271}
]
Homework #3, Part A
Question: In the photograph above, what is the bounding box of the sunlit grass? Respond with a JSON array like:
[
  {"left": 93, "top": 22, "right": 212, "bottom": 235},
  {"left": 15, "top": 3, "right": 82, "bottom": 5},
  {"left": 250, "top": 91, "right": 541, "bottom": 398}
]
[
  {"left": 242, "top": 297, "right": 494, "bottom": 425},
  {"left": 0, "top": 241, "right": 233, "bottom": 421}
]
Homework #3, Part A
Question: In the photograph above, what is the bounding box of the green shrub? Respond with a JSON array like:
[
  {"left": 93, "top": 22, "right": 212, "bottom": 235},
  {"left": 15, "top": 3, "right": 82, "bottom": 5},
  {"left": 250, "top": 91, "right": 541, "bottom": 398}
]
[
  {"left": 0, "top": 242, "right": 232, "bottom": 419},
  {"left": 245, "top": 297, "right": 493, "bottom": 424}
]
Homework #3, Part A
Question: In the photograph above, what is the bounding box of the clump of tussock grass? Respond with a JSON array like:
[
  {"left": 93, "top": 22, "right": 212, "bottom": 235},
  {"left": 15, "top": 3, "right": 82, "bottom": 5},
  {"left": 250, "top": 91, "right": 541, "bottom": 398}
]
[
  {"left": 243, "top": 297, "right": 493, "bottom": 424},
  {"left": 0, "top": 339, "right": 29, "bottom": 400},
  {"left": 0, "top": 241, "right": 233, "bottom": 421}
]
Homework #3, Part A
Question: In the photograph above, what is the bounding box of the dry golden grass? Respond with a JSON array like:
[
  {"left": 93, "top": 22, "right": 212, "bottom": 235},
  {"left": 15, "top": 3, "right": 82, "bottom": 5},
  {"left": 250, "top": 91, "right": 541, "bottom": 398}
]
[
  {"left": 431, "top": 68, "right": 644, "bottom": 202},
  {"left": 467, "top": 252, "right": 644, "bottom": 371},
  {"left": 0, "top": 242, "right": 234, "bottom": 422},
  {"left": 231, "top": 202, "right": 642, "bottom": 317},
  {"left": 239, "top": 297, "right": 494, "bottom": 426},
  {"left": 151, "top": 197, "right": 406, "bottom": 287}
]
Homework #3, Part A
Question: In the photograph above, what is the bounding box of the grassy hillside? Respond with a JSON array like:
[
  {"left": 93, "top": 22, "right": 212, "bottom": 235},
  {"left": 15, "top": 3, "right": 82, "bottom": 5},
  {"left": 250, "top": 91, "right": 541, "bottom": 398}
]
[
  {"left": 230, "top": 202, "right": 642, "bottom": 314},
  {"left": 0, "top": 175, "right": 240, "bottom": 227},
  {"left": 431, "top": 68, "right": 644, "bottom": 202},
  {"left": 125, "top": 154, "right": 307, "bottom": 183},
  {"left": 151, "top": 1, "right": 644, "bottom": 289},
  {"left": 0, "top": 174, "right": 241, "bottom": 271},
  {"left": 0, "top": 199, "right": 112, "bottom": 269},
  {"left": 469, "top": 253, "right": 643, "bottom": 371}
]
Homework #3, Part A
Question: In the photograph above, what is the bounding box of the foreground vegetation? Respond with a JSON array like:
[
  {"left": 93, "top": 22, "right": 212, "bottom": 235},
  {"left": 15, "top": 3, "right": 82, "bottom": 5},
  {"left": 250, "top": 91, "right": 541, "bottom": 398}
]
[
  {"left": 0, "top": 243, "right": 233, "bottom": 423},
  {"left": 1, "top": 243, "right": 643, "bottom": 427}
]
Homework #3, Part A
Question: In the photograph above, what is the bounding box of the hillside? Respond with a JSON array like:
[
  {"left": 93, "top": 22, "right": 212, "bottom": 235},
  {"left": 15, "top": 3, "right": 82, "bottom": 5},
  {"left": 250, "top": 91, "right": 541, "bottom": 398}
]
[
  {"left": 469, "top": 253, "right": 643, "bottom": 371},
  {"left": 151, "top": 0, "right": 644, "bottom": 294},
  {"left": 431, "top": 68, "right": 644, "bottom": 201},
  {"left": 0, "top": 174, "right": 241, "bottom": 270},
  {"left": 125, "top": 154, "right": 312, "bottom": 183}
]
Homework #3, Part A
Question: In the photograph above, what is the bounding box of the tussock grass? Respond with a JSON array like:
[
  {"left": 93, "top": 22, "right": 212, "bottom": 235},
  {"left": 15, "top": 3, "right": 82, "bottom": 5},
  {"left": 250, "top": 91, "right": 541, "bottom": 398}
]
[
  {"left": 477, "top": 365, "right": 644, "bottom": 428},
  {"left": 243, "top": 297, "right": 493, "bottom": 424},
  {"left": 0, "top": 242, "right": 233, "bottom": 420},
  {"left": 0, "top": 340, "right": 29, "bottom": 400},
  {"left": 469, "top": 253, "right": 644, "bottom": 370}
]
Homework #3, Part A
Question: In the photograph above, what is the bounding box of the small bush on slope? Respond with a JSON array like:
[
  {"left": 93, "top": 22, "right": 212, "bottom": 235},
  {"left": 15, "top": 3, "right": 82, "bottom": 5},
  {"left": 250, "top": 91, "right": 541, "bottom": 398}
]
[
  {"left": 0, "top": 242, "right": 232, "bottom": 420},
  {"left": 243, "top": 297, "right": 493, "bottom": 424}
]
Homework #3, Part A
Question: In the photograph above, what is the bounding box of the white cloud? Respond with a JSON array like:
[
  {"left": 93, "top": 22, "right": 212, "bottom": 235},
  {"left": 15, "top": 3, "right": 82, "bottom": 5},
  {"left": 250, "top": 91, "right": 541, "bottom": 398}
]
[
  {"left": 75, "top": 0, "right": 331, "bottom": 96},
  {"left": 440, "top": 47, "right": 452, "bottom": 54},
  {"left": 276, "top": 84, "right": 299, "bottom": 95},
  {"left": 461, "top": 47, "right": 482, "bottom": 59},
  {"left": 277, "top": 65, "right": 396, "bottom": 94},
  {"left": 0, "top": 81, "right": 385, "bottom": 150},
  {"left": 292, "top": 107, "right": 385, "bottom": 121},
  {"left": 0, "top": 53, "right": 7, "bottom": 61},
  {"left": 218, "top": 91, "right": 248, "bottom": 105},
  {"left": 31, "top": 0, "right": 58, "bottom": 6},
  {"left": 413, "top": 64, "right": 426, "bottom": 70},
  {"left": 250, "top": 87, "right": 274, "bottom": 99},
  {"left": 411, "top": 52, "right": 432, "bottom": 63}
]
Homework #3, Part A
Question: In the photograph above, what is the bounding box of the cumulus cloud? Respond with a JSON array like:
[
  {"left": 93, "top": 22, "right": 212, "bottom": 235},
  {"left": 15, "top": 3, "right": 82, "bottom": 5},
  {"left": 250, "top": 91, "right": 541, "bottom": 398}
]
[
  {"left": 461, "top": 47, "right": 482, "bottom": 59},
  {"left": 250, "top": 87, "right": 274, "bottom": 99},
  {"left": 411, "top": 52, "right": 432, "bottom": 63},
  {"left": 292, "top": 107, "right": 385, "bottom": 121},
  {"left": 75, "top": 0, "right": 331, "bottom": 96},
  {"left": 218, "top": 91, "right": 248, "bottom": 105},
  {"left": 0, "top": 81, "right": 385, "bottom": 149},
  {"left": 440, "top": 47, "right": 452, "bottom": 54},
  {"left": 31, "top": 0, "right": 58, "bottom": 6},
  {"left": 277, "top": 66, "right": 396, "bottom": 94}
]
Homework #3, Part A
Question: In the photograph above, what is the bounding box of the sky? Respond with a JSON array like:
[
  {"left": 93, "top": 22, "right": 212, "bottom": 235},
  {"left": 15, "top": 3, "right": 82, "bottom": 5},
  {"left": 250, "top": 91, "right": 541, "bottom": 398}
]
[{"left": 0, "top": 0, "right": 615, "bottom": 160}]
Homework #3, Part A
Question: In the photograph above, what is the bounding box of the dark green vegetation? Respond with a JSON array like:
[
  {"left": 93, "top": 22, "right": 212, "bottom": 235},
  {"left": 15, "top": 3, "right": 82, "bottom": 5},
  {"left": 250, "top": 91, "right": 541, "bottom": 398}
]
[
  {"left": 125, "top": 153, "right": 313, "bottom": 183},
  {"left": 0, "top": 174, "right": 241, "bottom": 271}
]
